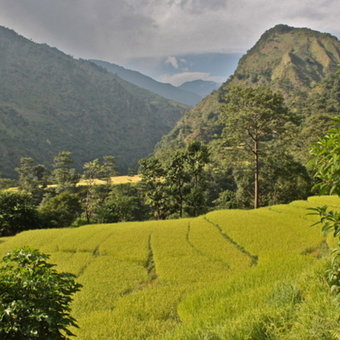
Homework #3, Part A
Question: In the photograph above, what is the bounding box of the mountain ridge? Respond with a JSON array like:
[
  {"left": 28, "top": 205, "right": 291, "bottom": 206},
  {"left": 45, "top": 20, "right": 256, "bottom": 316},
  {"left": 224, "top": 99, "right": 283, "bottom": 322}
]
[
  {"left": 0, "top": 26, "right": 188, "bottom": 177},
  {"left": 90, "top": 59, "right": 202, "bottom": 106},
  {"left": 155, "top": 24, "right": 340, "bottom": 160}
]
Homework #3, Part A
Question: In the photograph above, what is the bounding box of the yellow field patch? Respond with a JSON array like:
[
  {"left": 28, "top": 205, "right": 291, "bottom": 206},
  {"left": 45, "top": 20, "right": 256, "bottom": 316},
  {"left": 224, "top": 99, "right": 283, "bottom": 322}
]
[{"left": 0, "top": 195, "right": 338, "bottom": 339}]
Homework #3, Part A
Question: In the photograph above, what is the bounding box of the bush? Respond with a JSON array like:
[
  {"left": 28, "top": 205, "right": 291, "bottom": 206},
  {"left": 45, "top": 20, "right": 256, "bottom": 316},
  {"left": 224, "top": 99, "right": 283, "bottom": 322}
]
[
  {"left": 39, "top": 192, "right": 82, "bottom": 228},
  {"left": 0, "top": 247, "right": 82, "bottom": 339},
  {"left": 0, "top": 191, "right": 39, "bottom": 236}
]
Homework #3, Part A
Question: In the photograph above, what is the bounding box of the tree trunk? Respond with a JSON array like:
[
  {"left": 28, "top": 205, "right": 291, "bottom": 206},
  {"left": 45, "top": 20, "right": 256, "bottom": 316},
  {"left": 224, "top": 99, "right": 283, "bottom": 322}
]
[{"left": 254, "top": 140, "right": 260, "bottom": 209}]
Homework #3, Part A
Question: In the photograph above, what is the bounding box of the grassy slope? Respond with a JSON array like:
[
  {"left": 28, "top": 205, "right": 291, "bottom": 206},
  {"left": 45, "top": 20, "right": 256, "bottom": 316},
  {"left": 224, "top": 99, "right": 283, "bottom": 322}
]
[{"left": 0, "top": 196, "right": 339, "bottom": 339}]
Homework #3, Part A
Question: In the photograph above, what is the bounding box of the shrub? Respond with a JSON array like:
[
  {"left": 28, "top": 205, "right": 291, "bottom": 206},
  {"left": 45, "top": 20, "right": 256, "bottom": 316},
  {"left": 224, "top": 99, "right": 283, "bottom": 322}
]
[
  {"left": 39, "top": 192, "right": 82, "bottom": 228},
  {"left": 0, "top": 191, "right": 39, "bottom": 236},
  {"left": 0, "top": 247, "right": 82, "bottom": 339}
]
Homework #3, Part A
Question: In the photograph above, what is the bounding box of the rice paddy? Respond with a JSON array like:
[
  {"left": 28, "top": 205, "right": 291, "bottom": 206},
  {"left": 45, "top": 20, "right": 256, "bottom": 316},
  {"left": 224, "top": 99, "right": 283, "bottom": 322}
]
[{"left": 0, "top": 195, "right": 338, "bottom": 339}]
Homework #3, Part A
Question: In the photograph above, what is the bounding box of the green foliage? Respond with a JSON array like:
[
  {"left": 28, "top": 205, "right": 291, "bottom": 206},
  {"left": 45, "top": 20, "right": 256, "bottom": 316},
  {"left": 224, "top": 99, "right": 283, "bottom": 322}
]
[
  {"left": 0, "top": 191, "right": 38, "bottom": 236},
  {"left": 39, "top": 192, "right": 82, "bottom": 228},
  {"left": 310, "top": 116, "right": 340, "bottom": 294},
  {"left": 155, "top": 25, "right": 340, "bottom": 189},
  {"left": 310, "top": 117, "right": 340, "bottom": 196},
  {"left": 258, "top": 152, "right": 311, "bottom": 206},
  {"left": 15, "top": 158, "right": 49, "bottom": 202},
  {"left": 140, "top": 142, "right": 209, "bottom": 218},
  {"left": 221, "top": 86, "right": 294, "bottom": 208},
  {"left": 51, "top": 152, "right": 79, "bottom": 194},
  {"left": 139, "top": 157, "right": 169, "bottom": 219},
  {"left": 0, "top": 247, "right": 81, "bottom": 339},
  {"left": 81, "top": 156, "right": 118, "bottom": 222},
  {"left": 0, "top": 178, "right": 17, "bottom": 190},
  {"left": 96, "top": 184, "right": 145, "bottom": 223},
  {"left": 0, "top": 26, "right": 186, "bottom": 177}
]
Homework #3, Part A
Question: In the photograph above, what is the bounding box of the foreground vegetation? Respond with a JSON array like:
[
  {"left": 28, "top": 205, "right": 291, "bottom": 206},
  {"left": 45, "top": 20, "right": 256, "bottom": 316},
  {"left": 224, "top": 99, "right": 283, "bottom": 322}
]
[{"left": 0, "top": 195, "right": 338, "bottom": 339}]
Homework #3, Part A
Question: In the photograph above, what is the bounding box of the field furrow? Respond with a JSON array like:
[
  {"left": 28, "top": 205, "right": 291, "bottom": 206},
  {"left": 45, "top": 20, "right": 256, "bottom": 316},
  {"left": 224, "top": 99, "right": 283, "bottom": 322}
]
[{"left": 0, "top": 196, "right": 338, "bottom": 340}]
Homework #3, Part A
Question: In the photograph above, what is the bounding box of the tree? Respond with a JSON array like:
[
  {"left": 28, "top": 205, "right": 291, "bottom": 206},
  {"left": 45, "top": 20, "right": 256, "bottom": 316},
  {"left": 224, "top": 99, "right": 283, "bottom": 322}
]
[
  {"left": 15, "top": 158, "right": 49, "bottom": 202},
  {"left": 51, "top": 152, "right": 79, "bottom": 194},
  {"left": 82, "top": 159, "right": 104, "bottom": 223},
  {"left": 139, "top": 142, "right": 209, "bottom": 219},
  {"left": 309, "top": 116, "right": 340, "bottom": 294},
  {"left": 96, "top": 184, "right": 145, "bottom": 223},
  {"left": 0, "top": 247, "right": 81, "bottom": 339},
  {"left": 0, "top": 192, "right": 39, "bottom": 236},
  {"left": 167, "top": 141, "right": 209, "bottom": 217},
  {"left": 39, "top": 192, "right": 82, "bottom": 228},
  {"left": 102, "top": 156, "right": 118, "bottom": 185},
  {"left": 81, "top": 156, "right": 118, "bottom": 223},
  {"left": 139, "top": 157, "right": 169, "bottom": 220},
  {"left": 232, "top": 151, "right": 311, "bottom": 208},
  {"left": 221, "top": 86, "right": 293, "bottom": 208}
]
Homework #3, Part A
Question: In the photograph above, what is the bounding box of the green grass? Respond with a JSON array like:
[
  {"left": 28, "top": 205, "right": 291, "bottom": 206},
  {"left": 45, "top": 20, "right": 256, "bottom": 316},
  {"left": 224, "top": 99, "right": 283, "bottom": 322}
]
[{"left": 0, "top": 196, "right": 339, "bottom": 339}]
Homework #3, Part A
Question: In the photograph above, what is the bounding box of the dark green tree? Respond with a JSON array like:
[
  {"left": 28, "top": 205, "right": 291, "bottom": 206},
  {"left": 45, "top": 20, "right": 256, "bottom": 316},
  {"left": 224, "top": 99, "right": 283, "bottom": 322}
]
[
  {"left": 16, "top": 157, "right": 37, "bottom": 193},
  {"left": 96, "top": 184, "right": 145, "bottom": 223},
  {"left": 221, "top": 86, "right": 294, "bottom": 208},
  {"left": 0, "top": 247, "right": 81, "bottom": 339},
  {"left": 82, "top": 159, "right": 104, "bottom": 223},
  {"left": 15, "top": 158, "right": 49, "bottom": 202},
  {"left": 38, "top": 192, "right": 82, "bottom": 228},
  {"left": 139, "top": 142, "right": 209, "bottom": 219},
  {"left": 51, "top": 152, "right": 79, "bottom": 194},
  {"left": 166, "top": 150, "right": 190, "bottom": 218},
  {"left": 0, "top": 192, "right": 39, "bottom": 236},
  {"left": 81, "top": 156, "right": 118, "bottom": 223},
  {"left": 102, "top": 156, "right": 118, "bottom": 184},
  {"left": 139, "top": 157, "right": 169, "bottom": 220},
  {"left": 167, "top": 141, "right": 209, "bottom": 217},
  {"left": 309, "top": 116, "right": 340, "bottom": 294}
]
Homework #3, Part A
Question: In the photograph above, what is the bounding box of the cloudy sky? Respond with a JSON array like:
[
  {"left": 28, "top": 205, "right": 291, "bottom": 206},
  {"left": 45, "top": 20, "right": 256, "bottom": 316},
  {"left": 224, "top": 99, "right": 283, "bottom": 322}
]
[{"left": 0, "top": 0, "right": 339, "bottom": 84}]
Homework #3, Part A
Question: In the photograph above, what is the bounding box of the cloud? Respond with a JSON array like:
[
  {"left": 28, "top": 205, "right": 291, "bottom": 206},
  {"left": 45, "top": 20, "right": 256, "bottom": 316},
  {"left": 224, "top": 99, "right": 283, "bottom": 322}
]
[
  {"left": 165, "top": 56, "right": 179, "bottom": 69},
  {"left": 0, "top": 0, "right": 338, "bottom": 65}
]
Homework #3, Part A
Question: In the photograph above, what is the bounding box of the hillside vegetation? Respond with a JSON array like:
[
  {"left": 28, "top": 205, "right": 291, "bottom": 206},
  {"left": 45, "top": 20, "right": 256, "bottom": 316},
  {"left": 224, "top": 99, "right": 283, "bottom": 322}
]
[
  {"left": 0, "top": 26, "right": 187, "bottom": 177},
  {"left": 155, "top": 25, "right": 340, "bottom": 160},
  {"left": 90, "top": 60, "right": 202, "bottom": 106},
  {"left": 0, "top": 195, "right": 338, "bottom": 339}
]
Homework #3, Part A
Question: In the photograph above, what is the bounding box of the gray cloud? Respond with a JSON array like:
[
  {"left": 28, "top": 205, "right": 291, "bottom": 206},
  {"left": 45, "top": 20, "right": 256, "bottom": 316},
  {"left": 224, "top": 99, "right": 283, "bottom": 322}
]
[
  {"left": 176, "top": 0, "right": 228, "bottom": 14},
  {"left": 0, "top": 0, "right": 339, "bottom": 64}
]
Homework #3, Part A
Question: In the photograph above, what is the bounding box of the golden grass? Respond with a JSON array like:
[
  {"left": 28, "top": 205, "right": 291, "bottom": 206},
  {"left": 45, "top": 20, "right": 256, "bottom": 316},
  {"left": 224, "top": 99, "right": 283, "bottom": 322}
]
[{"left": 0, "top": 195, "right": 338, "bottom": 339}]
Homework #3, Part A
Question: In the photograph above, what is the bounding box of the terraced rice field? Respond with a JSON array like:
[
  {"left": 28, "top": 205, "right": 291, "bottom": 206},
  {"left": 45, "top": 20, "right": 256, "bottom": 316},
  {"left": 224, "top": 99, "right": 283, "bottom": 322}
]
[{"left": 0, "top": 196, "right": 339, "bottom": 339}]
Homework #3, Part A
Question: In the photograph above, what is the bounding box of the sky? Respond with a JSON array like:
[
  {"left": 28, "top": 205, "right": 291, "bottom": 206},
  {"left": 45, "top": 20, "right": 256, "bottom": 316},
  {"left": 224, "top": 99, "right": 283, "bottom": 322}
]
[{"left": 0, "top": 0, "right": 339, "bottom": 84}]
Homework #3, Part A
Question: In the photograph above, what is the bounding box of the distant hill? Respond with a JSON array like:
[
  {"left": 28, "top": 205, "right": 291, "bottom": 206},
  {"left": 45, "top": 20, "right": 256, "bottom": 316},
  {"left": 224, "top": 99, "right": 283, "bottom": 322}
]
[
  {"left": 155, "top": 25, "right": 340, "bottom": 160},
  {"left": 90, "top": 59, "right": 202, "bottom": 106},
  {"left": 125, "top": 52, "right": 242, "bottom": 85},
  {"left": 179, "top": 79, "right": 220, "bottom": 97},
  {"left": 0, "top": 26, "right": 188, "bottom": 177}
]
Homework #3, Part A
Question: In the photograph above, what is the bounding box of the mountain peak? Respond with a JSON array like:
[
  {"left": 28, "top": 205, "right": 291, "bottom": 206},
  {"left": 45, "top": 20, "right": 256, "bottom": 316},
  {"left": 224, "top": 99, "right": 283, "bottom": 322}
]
[{"left": 228, "top": 24, "right": 340, "bottom": 94}]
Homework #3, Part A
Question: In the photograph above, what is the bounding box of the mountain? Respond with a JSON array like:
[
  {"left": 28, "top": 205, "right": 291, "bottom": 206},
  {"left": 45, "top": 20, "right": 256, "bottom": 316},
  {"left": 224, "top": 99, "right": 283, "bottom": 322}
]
[
  {"left": 0, "top": 26, "right": 188, "bottom": 177},
  {"left": 90, "top": 59, "right": 202, "bottom": 106},
  {"left": 155, "top": 25, "right": 340, "bottom": 159},
  {"left": 125, "top": 53, "right": 242, "bottom": 85},
  {"left": 178, "top": 79, "right": 220, "bottom": 97}
]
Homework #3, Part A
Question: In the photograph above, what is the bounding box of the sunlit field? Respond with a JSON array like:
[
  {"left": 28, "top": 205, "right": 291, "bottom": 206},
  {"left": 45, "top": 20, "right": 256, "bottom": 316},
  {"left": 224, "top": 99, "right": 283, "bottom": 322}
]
[{"left": 0, "top": 195, "right": 339, "bottom": 339}]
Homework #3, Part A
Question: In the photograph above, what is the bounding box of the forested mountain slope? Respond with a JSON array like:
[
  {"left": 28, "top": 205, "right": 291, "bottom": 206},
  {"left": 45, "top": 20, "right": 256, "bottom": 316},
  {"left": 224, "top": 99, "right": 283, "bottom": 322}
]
[
  {"left": 0, "top": 26, "right": 187, "bottom": 177},
  {"left": 90, "top": 59, "right": 202, "bottom": 106},
  {"left": 155, "top": 24, "right": 340, "bottom": 159}
]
